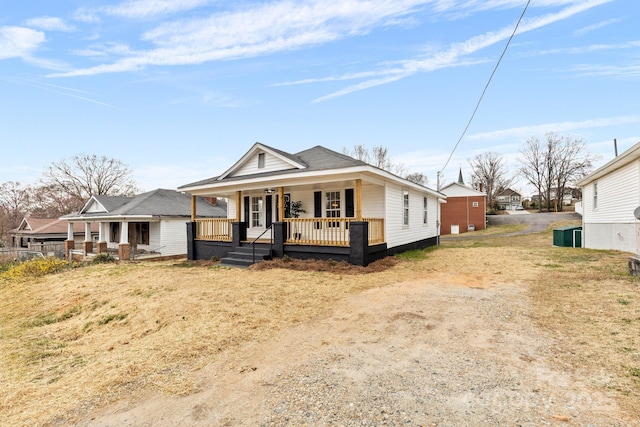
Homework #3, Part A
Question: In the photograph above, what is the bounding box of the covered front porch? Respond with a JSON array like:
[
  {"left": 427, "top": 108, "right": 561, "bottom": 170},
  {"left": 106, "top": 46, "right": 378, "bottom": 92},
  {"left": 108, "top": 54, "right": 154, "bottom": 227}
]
[{"left": 185, "top": 177, "right": 391, "bottom": 265}]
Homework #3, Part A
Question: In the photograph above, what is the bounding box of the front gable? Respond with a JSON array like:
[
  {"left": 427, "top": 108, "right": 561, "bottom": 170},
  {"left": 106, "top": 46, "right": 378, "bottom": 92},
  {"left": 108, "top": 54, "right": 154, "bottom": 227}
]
[
  {"left": 81, "top": 198, "right": 108, "bottom": 214},
  {"left": 219, "top": 143, "right": 307, "bottom": 179}
]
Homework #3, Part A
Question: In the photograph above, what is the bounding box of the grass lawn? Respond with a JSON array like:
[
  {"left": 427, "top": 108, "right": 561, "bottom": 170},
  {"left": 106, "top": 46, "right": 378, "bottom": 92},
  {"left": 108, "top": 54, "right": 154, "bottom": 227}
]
[{"left": 1, "top": 218, "right": 638, "bottom": 425}]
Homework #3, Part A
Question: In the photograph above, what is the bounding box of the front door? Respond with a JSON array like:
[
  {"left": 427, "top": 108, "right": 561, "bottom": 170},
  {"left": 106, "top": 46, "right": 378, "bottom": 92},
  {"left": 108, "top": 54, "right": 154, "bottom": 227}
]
[{"left": 265, "top": 195, "right": 273, "bottom": 228}]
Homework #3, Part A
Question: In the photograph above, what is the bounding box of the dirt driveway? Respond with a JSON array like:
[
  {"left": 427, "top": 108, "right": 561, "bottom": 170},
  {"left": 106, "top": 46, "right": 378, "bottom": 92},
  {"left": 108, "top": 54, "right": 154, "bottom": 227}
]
[{"left": 80, "top": 270, "right": 631, "bottom": 426}]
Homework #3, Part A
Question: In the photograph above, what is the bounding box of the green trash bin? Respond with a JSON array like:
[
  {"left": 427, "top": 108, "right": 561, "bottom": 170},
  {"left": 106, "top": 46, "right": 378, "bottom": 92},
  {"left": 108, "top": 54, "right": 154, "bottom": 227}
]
[{"left": 553, "top": 226, "right": 582, "bottom": 247}]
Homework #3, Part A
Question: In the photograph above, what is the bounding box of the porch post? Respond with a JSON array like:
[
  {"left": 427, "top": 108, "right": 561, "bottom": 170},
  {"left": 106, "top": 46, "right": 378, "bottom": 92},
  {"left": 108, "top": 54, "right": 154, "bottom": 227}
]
[
  {"left": 349, "top": 221, "right": 369, "bottom": 266},
  {"left": 272, "top": 222, "right": 287, "bottom": 258},
  {"left": 186, "top": 221, "right": 197, "bottom": 260},
  {"left": 232, "top": 221, "right": 247, "bottom": 247},
  {"left": 82, "top": 222, "right": 93, "bottom": 254},
  {"left": 97, "top": 222, "right": 107, "bottom": 254},
  {"left": 278, "top": 187, "right": 285, "bottom": 222},
  {"left": 355, "top": 179, "right": 363, "bottom": 220},
  {"left": 235, "top": 191, "right": 242, "bottom": 222},
  {"left": 191, "top": 195, "right": 197, "bottom": 221},
  {"left": 118, "top": 221, "right": 131, "bottom": 261},
  {"left": 65, "top": 222, "right": 75, "bottom": 260}
]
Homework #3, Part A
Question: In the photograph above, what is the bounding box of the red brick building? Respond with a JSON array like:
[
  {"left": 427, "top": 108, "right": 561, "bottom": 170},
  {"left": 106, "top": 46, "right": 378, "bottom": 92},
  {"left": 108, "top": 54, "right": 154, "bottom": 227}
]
[{"left": 439, "top": 180, "right": 486, "bottom": 235}]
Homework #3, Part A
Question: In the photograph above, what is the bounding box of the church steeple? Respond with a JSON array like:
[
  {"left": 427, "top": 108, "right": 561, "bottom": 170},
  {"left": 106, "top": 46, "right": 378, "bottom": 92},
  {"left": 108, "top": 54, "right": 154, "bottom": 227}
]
[{"left": 457, "top": 167, "right": 465, "bottom": 185}]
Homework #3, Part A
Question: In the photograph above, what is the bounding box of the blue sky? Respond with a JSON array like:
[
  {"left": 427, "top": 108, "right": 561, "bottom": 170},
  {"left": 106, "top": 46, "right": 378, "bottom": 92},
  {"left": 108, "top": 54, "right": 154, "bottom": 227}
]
[{"left": 1, "top": 0, "right": 639, "bottom": 195}]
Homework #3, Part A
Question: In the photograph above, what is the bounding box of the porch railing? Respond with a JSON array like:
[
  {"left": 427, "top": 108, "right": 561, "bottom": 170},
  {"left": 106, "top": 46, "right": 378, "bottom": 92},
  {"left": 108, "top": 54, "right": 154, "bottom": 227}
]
[
  {"left": 284, "top": 217, "right": 384, "bottom": 246},
  {"left": 193, "top": 217, "right": 385, "bottom": 246},
  {"left": 195, "top": 218, "right": 233, "bottom": 241}
]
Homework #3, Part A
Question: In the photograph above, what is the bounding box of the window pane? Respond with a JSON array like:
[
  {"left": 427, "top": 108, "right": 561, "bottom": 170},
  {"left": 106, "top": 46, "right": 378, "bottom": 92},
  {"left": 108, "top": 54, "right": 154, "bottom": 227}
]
[
  {"left": 403, "top": 190, "right": 409, "bottom": 226},
  {"left": 251, "top": 197, "right": 263, "bottom": 227}
]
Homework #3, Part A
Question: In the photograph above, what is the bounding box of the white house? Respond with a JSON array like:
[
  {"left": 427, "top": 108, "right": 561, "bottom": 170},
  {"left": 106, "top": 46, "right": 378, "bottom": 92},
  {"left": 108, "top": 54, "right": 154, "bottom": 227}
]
[
  {"left": 178, "top": 143, "right": 446, "bottom": 266},
  {"left": 576, "top": 141, "right": 640, "bottom": 254},
  {"left": 62, "top": 189, "right": 227, "bottom": 260}
]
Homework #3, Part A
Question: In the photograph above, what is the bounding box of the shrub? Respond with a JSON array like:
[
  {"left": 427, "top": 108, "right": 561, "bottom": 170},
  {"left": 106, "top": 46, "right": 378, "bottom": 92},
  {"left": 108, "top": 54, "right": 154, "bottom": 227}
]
[
  {"left": 92, "top": 253, "right": 116, "bottom": 264},
  {"left": 1, "top": 257, "right": 67, "bottom": 281}
]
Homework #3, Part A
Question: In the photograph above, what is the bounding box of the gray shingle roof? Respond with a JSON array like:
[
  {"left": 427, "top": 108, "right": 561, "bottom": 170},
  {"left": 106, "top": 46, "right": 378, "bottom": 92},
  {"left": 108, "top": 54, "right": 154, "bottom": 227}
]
[
  {"left": 64, "top": 189, "right": 226, "bottom": 219},
  {"left": 179, "top": 145, "right": 368, "bottom": 188}
]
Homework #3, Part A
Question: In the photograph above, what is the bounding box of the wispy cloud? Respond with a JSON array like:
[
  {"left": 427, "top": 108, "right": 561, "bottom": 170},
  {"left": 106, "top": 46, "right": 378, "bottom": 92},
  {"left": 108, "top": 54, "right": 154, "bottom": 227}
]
[
  {"left": 103, "top": 0, "right": 214, "bottom": 18},
  {"left": 49, "top": 0, "right": 433, "bottom": 77},
  {"left": 573, "top": 17, "right": 623, "bottom": 36},
  {"left": 24, "top": 16, "right": 76, "bottom": 32},
  {"left": 536, "top": 40, "right": 640, "bottom": 55},
  {"left": 16, "top": 79, "right": 121, "bottom": 109},
  {"left": 311, "top": 0, "right": 613, "bottom": 102},
  {"left": 467, "top": 114, "right": 640, "bottom": 140},
  {"left": 0, "top": 26, "right": 46, "bottom": 60},
  {"left": 570, "top": 63, "right": 640, "bottom": 78}
]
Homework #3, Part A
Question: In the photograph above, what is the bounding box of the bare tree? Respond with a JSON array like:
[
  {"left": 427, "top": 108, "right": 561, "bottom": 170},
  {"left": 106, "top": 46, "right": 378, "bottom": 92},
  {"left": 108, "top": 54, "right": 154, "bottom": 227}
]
[
  {"left": 469, "top": 152, "right": 512, "bottom": 209},
  {"left": 519, "top": 133, "right": 597, "bottom": 212},
  {"left": 518, "top": 136, "right": 547, "bottom": 212},
  {"left": 0, "top": 181, "right": 33, "bottom": 246},
  {"left": 40, "top": 154, "right": 139, "bottom": 212},
  {"left": 343, "top": 144, "right": 406, "bottom": 176},
  {"left": 404, "top": 172, "right": 428, "bottom": 186}
]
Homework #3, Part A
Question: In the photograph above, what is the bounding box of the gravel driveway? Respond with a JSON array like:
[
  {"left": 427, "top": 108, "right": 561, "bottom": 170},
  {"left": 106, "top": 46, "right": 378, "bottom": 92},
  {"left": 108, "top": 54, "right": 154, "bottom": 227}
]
[{"left": 81, "top": 269, "right": 630, "bottom": 426}]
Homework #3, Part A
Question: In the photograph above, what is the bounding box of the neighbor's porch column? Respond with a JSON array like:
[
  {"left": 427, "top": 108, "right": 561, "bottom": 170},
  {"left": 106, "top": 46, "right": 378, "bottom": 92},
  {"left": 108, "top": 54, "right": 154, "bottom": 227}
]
[
  {"left": 191, "top": 195, "right": 197, "bottom": 221},
  {"left": 355, "top": 178, "right": 363, "bottom": 220},
  {"left": 97, "top": 222, "right": 108, "bottom": 254},
  {"left": 65, "top": 221, "right": 75, "bottom": 260},
  {"left": 118, "top": 221, "right": 131, "bottom": 260},
  {"left": 82, "top": 222, "right": 93, "bottom": 254}
]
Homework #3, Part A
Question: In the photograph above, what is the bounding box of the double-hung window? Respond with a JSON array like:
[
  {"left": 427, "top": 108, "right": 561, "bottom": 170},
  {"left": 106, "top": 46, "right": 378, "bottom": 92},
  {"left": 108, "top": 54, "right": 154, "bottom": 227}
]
[
  {"left": 423, "top": 197, "right": 428, "bottom": 225},
  {"left": 403, "top": 190, "right": 409, "bottom": 226},
  {"left": 251, "top": 197, "right": 263, "bottom": 227},
  {"left": 326, "top": 191, "right": 340, "bottom": 227}
]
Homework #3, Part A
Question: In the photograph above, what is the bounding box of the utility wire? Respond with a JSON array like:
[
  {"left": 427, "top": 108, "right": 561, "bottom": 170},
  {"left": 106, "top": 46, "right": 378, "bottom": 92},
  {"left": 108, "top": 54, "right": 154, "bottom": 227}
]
[{"left": 439, "top": 0, "right": 531, "bottom": 188}]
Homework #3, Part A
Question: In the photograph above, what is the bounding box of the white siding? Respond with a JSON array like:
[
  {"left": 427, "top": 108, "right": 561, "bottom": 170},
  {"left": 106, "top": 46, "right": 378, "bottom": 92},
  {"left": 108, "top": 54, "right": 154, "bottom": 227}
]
[
  {"left": 361, "top": 184, "right": 384, "bottom": 218},
  {"left": 227, "top": 197, "right": 237, "bottom": 220},
  {"left": 384, "top": 183, "right": 439, "bottom": 249},
  {"left": 582, "top": 160, "right": 640, "bottom": 223},
  {"left": 582, "top": 159, "right": 640, "bottom": 253},
  {"left": 159, "top": 219, "right": 189, "bottom": 256},
  {"left": 231, "top": 151, "right": 296, "bottom": 177}
]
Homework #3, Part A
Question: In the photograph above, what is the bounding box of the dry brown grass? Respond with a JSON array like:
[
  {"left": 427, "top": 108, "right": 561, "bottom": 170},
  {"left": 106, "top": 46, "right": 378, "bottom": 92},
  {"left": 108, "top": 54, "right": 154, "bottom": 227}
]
[{"left": 1, "top": 217, "right": 639, "bottom": 425}]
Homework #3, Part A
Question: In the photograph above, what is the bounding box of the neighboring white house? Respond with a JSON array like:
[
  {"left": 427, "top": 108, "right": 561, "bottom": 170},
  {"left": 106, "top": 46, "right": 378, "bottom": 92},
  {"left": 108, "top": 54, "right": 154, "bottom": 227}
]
[
  {"left": 576, "top": 141, "right": 640, "bottom": 254},
  {"left": 178, "top": 143, "right": 446, "bottom": 266},
  {"left": 496, "top": 188, "right": 522, "bottom": 210},
  {"left": 62, "top": 189, "right": 227, "bottom": 259}
]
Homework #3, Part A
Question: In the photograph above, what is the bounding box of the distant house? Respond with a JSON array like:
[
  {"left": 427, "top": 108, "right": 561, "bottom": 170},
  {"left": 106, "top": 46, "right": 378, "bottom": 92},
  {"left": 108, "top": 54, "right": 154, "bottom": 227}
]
[
  {"left": 10, "top": 217, "right": 98, "bottom": 257},
  {"left": 576, "top": 141, "right": 640, "bottom": 253},
  {"left": 61, "top": 189, "right": 227, "bottom": 260},
  {"left": 496, "top": 188, "right": 522, "bottom": 210},
  {"left": 177, "top": 142, "right": 445, "bottom": 266},
  {"left": 439, "top": 170, "right": 486, "bottom": 234}
]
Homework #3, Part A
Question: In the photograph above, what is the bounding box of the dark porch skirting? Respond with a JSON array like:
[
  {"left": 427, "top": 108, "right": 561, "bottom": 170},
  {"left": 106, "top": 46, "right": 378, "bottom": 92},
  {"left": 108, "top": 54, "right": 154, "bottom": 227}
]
[
  {"left": 385, "top": 236, "right": 440, "bottom": 256},
  {"left": 187, "top": 221, "right": 439, "bottom": 266}
]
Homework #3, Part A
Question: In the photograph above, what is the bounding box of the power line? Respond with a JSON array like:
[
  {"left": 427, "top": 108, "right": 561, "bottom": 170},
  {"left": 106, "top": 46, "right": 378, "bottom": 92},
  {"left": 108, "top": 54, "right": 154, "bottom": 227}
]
[{"left": 438, "top": 0, "right": 531, "bottom": 189}]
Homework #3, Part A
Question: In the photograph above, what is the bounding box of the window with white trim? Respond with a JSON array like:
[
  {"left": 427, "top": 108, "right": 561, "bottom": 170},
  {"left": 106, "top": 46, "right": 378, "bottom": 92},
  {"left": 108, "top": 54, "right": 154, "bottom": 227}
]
[
  {"left": 593, "top": 182, "right": 598, "bottom": 209},
  {"left": 325, "top": 191, "right": 340, "bottom": 227},
  {"left": 258, "top": 153, "right": 265, "bottom": 169},
  {"left": 403, "top": 190, "right": 409, "bottom": 226},
  {"left": 423, "top": 197, "right": 428, "bottom": 224},
  {"left": 251, "top": 196, "right": 263, "bottom": 227}
]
